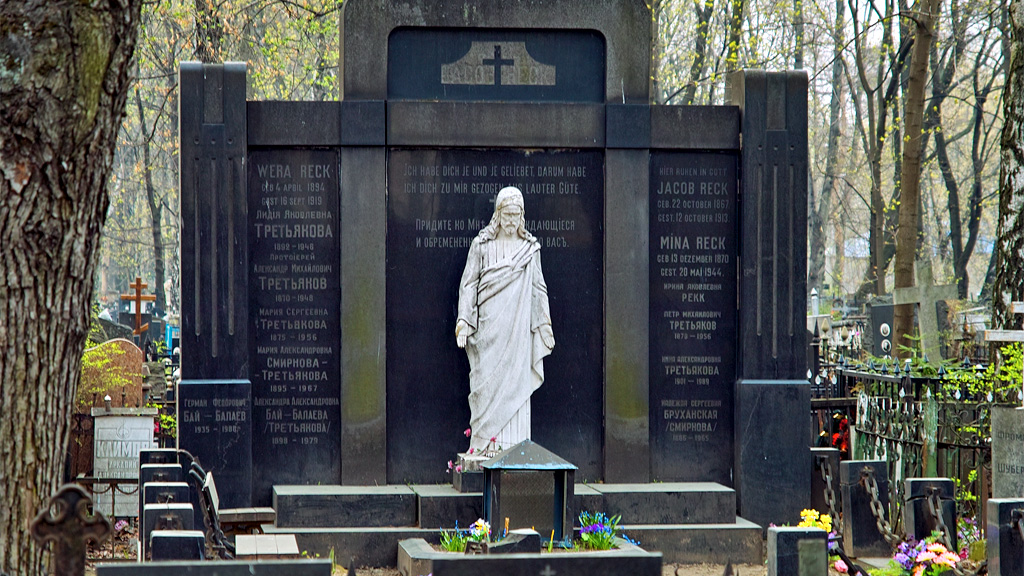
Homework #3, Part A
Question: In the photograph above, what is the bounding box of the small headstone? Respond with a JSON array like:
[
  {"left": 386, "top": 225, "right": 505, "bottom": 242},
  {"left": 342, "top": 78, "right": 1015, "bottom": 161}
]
[
  {"left": 986, "top": 498, "right": 1024, "bottom": 576},
  {"left": 144, "top": 482, "right": 191, "bottom": 507},
  {"left": 91, "top": 406, "right": 157, "bottom": 517},
  {"left": 149, "top": 530, "right": 205, "bottom": 560},
  {"left": 142, "top": 502, "right": 194, "bottom": 559},
  {"left": 903, "top": 478, "right": 956, "bottom": 547},
  {"left": 839, "top": 460, "right": 891, "bottom": 557},
  {"left": 488, "top": 529, "right": 542, "bottom": 554},
  {"left": 767, "top": 526, "right": 826, "bottom": 576},
  {"left": 992, "top": 407, "right": 1024, "bottom": 498}
]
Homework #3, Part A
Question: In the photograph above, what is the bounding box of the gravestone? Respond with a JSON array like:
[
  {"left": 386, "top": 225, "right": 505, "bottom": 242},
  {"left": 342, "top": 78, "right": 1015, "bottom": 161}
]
[
  {"left": 178, "top": 0, "right": 809, "bottom": 529},
  {"left": 987, "top": 302, "right": 1024, "bottom": 498},
  {"left": 177, "top": 380, "right": 252, "bottom": 507},
  {"left": 893, "top": 263, "right": 957, "bottom": 360},
  {"left": 91, "top": 406, "right": 157, "bottom": 517}
]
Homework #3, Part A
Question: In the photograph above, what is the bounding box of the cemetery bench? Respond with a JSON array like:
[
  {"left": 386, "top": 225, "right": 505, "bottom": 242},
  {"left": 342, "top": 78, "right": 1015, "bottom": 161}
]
[{"left": 188, "top": 463, "right": 277, "bottom": 558}]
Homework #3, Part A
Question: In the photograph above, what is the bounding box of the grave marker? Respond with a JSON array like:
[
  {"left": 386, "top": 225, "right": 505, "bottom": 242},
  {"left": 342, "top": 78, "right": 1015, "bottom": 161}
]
[
  {"left": 893, "top": 263, "right": 957, "bottom": 359},
  {"left": 91, "top": 406, "right": 157, "bottom": 517},
  {"left": 120, "top": 277, "right": 157, "bottom": 339},
  {"left": 986, "top": 302, "right": 1024, "bottom": 498}
]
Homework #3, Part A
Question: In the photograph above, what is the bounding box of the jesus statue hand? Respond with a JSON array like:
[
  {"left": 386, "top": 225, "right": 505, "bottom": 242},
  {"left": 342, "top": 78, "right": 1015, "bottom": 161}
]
[
  {"left": 456, "top": 320, "right": 470, "bottom": 348},
  {"left": 539, "top": 324, "right": 555, "bottom": 350}
]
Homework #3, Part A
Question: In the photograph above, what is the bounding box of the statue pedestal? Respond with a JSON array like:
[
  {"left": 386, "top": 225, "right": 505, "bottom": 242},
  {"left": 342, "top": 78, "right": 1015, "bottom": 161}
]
[{"left": 453, "top": 453, "right": 488, "bottom": 493}]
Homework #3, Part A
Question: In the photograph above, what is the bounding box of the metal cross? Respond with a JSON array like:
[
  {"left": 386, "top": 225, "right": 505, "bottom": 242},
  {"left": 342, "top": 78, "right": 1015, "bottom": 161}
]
[
  {"left": 482, "top": 45, "right": 514, "bottom": 86},
  {"left": 30, "top": 484, "right": 112, "bottom": 576},
  {"left": 892, "top": 262, "right": 957, "bottom": 359}
]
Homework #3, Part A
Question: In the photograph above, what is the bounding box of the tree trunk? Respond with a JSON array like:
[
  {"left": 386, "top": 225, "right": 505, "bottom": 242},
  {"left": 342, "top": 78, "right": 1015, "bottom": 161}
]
[
  {"left": 809, "top": 0, "right": 846, "bottom": 296},
  {"left": 894, "top": 0, "right": 942, "bottom": 355},
  {"left": 994, "top": 0, "right": 1024, "bottom": 330},
  {"left": 0, "top": 1, "right": 140, "bottom": 574},
  {"left": 680, "top": 0, "right": 715, "bottom": 105},
  {"left": 725, "top": 0, "right": 745, "bottom": 70},
  {"left": 135, "top": 84, "right": 167, "bottom": 314},
  {"left": 195, "top": 0, "right": 224, "bottom": 63}
]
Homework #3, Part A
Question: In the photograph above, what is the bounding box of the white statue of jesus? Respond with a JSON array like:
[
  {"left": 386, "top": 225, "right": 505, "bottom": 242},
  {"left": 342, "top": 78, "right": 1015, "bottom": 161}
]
[{"left": 456, "top": 186, "right": 555, "bottom": 453}]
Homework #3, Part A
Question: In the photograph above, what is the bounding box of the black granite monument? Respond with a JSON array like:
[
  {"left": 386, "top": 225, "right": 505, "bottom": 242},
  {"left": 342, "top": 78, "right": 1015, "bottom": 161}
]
[{"left": 178, "top": 0, "right": 810, "bottom": 527}]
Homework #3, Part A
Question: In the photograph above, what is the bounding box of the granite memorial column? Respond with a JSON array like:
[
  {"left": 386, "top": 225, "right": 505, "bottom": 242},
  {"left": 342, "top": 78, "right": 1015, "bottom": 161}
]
[{"left": 728, "top": 70, "right": 811, "bottom": 528}]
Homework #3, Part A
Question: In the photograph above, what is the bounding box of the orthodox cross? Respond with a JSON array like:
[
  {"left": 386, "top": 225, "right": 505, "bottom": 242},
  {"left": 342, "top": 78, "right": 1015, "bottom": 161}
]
[
  {"left": 483, "top": 45, "right": 514, "bottom": 86},
  {"left": 985, "top": 301, "right": 1024, "bottom": 406},
  {"left": 892, "top": 263, "right": 957, "bottom": 359},
  {"left": 120, "top": 276, "right": 157, "bottom": 336},
  {"left": 30, "top": 484, "right": 112, "bottom": 576}
]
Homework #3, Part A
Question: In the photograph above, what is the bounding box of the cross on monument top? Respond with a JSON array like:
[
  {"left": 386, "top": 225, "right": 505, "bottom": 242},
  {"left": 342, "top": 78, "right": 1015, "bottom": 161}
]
[
  {"left": 482, "top": 45, "right": 514, "bottom": 86},
  {"left": 539, "top": 564, "right": 557, "bottom": 576},
  {"left": 120, "top": 276, "right": 157, "bottom": 336},
  {"left": 893, "top": 261, "right": 958, "bottom": 359}
]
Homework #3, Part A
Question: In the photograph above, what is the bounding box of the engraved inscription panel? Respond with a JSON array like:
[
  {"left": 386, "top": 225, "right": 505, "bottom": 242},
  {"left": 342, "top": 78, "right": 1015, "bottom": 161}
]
[
  {"left": 248, "top": 149, "right": 341, "bottom": 505},
  {"left": 649, "top": 152, "right": 738, "bottom": 483}
]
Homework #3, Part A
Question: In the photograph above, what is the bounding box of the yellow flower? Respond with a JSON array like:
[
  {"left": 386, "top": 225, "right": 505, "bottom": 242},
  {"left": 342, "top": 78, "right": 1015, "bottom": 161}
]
[
  {"left": 800, "top": 509, "right": 819, "bottom": 520},
  {"left": 916, "top": 551, "right": 937, "bottom": 563},
  {"left": 820, "top": 514, "right": 833, "bottom": 532},
  {"left": 926, "top": 543, "right": 948, "bottom": 554},
  {"left": 913, "top": 564, "right": 926, "bottom": 576}
]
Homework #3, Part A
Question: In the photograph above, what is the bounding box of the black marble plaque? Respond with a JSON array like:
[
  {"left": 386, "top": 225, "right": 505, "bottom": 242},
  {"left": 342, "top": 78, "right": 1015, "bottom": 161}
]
[
  {"left": 386, "top": 149, "right": 604, "bottom": 483},
  {"left": 649, "top": 152, "right": 738, "bottom": 483},
  {"left": 248, "top": 149, "right": 341, "bottom": 506},
  {"left": 388, "top": 29, "right": 605, "bottom": 103},
  {"left": 177, "top": 379, "right": 252, "bottom": 507}
]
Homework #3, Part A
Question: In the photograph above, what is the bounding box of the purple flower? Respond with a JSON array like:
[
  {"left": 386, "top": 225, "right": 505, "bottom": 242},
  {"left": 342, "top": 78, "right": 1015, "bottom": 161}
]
[{"left": 895, "top": 552, "right": 913, "bottom": 569}]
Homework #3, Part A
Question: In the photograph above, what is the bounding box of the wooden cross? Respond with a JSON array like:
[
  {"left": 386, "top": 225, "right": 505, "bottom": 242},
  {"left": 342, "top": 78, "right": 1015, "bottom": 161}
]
[
  {"left": 893, "top": 263, "right": 958, "bottom": 359},
  {"left": 30, "top": 484, "right": 112, "bottom": 576},
  {"left": 120, "top": 276, "right": 156, "bottom": 336},
  {"left": 985, "top": 301, "right": 1024, "bottom": 406}
]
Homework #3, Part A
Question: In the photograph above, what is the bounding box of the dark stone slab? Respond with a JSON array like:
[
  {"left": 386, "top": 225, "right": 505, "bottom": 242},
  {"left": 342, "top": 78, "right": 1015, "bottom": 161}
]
[
  {"left": 144, "top": 482, "right": 191, "bottom": 507},
  {"left": 385, "top": 149, "right": 604, "bottom": 484},
  {"left": 810, "top": 448, "right": 841, "bottom": 518},
  {"left": 247, "top": 148, "right": 341, "bottom": 505},
  {"left": 627, "top": 519, "right": 763, "bottom": 564},
  {"left": 179, "top": 62, "right": 249, "bottom": 381},
  {"left": 489, "top": 529, "right": 542, "bottom": 554},
  {"left": 452, "top": 469, "right": 484, "bottom": 493},
  {"left": 177, "top": 379, "right": 252, "bottom": 508},
  {"left": 339, "top": 146, "right": 387, "bottom": 485},
  {"left": 430, "top": 550, "right": 662, "bottom": 576},
  {"left": 604, "top": 149, "right": 651, "bottom": 483},
  {"left": 143, "top": 503, "right": 194, "bottom": 559},
  {"left": 987, "top": 498, "right": 1024, "bottom": 576},
  {"left": 839, "top": 460, "right": 890, "bottom": 557},
  {"left": 903, "top": 478, "right": 956, "bottom": 548},
  {"left": 650, "top": 107, "right": 741, "bottom": 150},
  {"left": 273, "top": 485, "right": 417, "bottom": 528},
  {"left": 767, "top": 527, "right": 827, "bottom": 576},
  {"left": 96, "top": 559, "right": 333, "bottom": 575},
  {"left": 573, "top": 484, "right": 604, "bottom": 522},
  {"left": 388, "top": 29, "right": 604, "bottom": 103},
  {"left": 265, "top": 526, "right": 439, "bottom": 568},
  {"left": 606, "top": 104, "right": 650, "bottom": 149},
  {"left": 387, "top": 102, "right": 604, "bottom": 148},
  {"left": 735, "top": 380, "right": 811, "bottom": 530},
  {"left": 340, "top": 101, "right": 386, "bottom": 146},
  {"left": 869, "top": 302, "right": 895, "bottom": 357},
  {"left": 247, "top": 102, "right": 340, "bottom": 146},
  {"left": 727, "top": 70, "right": 808, "bottom": 381},
  {"left": 589, "top": 483, "right": 734, "bottom": 525},
  {"left": 140, "top": 449, "right": 178, "bottom": 465},
  {"left": 413, "top": 485, "right": 482, "bottom": 529},
  {"left": 340, "top": 0, "right": 650, "bottom": 103},
  {"left": 648, "top": 151, "right": 738, "bottom": 484},
  {"left": 150, "top": 530, "right": 205, "bottom": 560},
  {"left": 139, "top": 464, "right": 185, "bottom": 522}
]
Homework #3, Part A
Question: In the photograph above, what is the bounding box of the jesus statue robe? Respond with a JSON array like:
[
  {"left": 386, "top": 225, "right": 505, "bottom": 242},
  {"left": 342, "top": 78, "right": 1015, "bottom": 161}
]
[{"left": 457, "top": 233, "right": 553, "bottom": 453}]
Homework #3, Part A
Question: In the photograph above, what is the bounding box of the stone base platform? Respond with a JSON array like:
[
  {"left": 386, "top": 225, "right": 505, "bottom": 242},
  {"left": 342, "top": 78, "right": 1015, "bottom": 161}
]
[{"left": 264, "top": 482, "right": 763, "bottom": 566}]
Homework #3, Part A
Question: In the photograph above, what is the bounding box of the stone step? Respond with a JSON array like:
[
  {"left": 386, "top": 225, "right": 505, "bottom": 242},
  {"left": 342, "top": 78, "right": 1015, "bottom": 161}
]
[
  {"left": 273, "top": 485, "right": 417, "bottom": 528},
  {"left": 263, "top": 518, "right": 763, "bottom": 568},
  {"left": 274, "top": 482, "right": 738, "bottom": 528}
]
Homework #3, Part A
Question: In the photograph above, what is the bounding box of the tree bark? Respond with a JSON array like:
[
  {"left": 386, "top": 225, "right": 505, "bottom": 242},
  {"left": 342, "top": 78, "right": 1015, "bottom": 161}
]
[
  {"left": 135, "top": 84, "right": 167, "bottom": 315},
  {"left": 680, "top": 0, "right": 715, "bottom": 105},
  {"left": 809, "top": 0, "right": 846, "bottom": 296},
  {"left": 894, "top": 0, "right": 942, "bottom": 355},
  {"left": 0, "top": 1, "right": 140, "bottom": 574},
  {"left": 994, "top": 0, "right": 1024, "bottom": 330}
]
